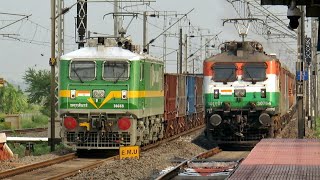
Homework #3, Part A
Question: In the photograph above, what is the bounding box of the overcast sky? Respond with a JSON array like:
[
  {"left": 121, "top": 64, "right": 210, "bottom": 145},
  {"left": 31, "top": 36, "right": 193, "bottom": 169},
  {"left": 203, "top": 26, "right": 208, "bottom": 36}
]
[{"left": 0, "top": 0, "right": 293, "bottom": 85}]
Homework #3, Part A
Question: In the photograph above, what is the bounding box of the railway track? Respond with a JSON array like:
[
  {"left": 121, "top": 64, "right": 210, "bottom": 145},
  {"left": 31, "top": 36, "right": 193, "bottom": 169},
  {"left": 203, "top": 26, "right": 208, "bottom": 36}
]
[
  {"left": 156, "top": 147, "right": 250, "bottom": 180},
  {"left": 0, "top": 153, "right": 76, "bottom": 179},
  {"left": 0, "top": 127, "right": 48, "bottom": 135},
  {"left": 0, "top": 125, "right": 205, "bottom": 179}
]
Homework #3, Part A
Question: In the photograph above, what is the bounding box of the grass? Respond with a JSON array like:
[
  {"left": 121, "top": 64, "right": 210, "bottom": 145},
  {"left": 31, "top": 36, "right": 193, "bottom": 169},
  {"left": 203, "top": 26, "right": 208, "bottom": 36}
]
[{"left": 7, "top": 142, "right": 69, "bottom": 158}]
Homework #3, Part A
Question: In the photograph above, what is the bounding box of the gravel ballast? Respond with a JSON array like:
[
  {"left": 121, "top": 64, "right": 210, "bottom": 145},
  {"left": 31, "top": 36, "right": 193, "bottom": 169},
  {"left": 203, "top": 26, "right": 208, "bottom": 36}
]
[{"left": 68, "top": 129, "right": 209, "bottom": 180}]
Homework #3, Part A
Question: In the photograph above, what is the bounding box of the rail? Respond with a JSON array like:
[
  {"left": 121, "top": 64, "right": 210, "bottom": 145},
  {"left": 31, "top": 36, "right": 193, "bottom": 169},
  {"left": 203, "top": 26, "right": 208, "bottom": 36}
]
[
  {"left": 155, "top": 147, "right": 247, "bottom": 180},
  {"left": 0, "top": 153, "right": 76, "bottom": 179},
  {"left": 0, "top": 127, "right": 48, "bottom": 135},
  {"left": 0, "top": 124, "right": 206, "bottom": 179}
]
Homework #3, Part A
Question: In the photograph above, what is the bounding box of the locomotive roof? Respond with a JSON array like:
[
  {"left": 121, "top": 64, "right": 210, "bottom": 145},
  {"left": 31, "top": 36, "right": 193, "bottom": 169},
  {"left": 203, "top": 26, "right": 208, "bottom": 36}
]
[
  {"left": 205, "top": 41, "right": 279, "bottom": 63},
  {"left": 204, "top": 52, "right": 278, "bottom": 63},
  {"left": 61, "top": 46, "right": 162, "bottom": 62},
  {"left": 205, "top": 51, "right": 294, "bottom": 74}
]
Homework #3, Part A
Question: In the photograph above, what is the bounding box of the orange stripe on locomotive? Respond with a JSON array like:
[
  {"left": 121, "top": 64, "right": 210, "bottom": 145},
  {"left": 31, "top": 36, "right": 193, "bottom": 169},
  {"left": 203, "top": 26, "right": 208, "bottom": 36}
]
[{"left": 203, "top": 60, "right": 281, "bottom": 76}]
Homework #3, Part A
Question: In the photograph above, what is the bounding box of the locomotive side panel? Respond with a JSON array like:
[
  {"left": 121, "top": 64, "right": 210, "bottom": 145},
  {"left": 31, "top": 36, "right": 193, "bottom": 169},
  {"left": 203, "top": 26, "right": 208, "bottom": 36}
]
[
  {"left": 143, "top": 62, "right": 165, "bottom": 116},
  {"left": 279, "top": 67, "right": 286, "bottom": 115}
]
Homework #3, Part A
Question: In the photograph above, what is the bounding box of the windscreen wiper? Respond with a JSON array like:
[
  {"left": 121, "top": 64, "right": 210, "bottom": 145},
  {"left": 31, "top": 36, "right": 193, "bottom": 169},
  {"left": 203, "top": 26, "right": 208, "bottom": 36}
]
[
  {"left": 114, "top": 69, "right": 126, "bottom": 84},
  {"left": 244, "top": 68, "right": 255, "bottom": 84},
  {"left": 223, "top": 70, "right": 234, "bottom": 84},
  {"left": 72, "top": 67, "right": 84, "bottom": 83}
]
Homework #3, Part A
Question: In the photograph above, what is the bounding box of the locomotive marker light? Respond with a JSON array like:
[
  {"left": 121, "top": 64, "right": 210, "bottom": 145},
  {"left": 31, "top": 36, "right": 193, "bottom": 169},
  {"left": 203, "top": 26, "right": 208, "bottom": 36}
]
[
  {"left": 121, "top": 90, "right": 128, "bottom": 99},
  {"left": 214, "top": 89, "right": 219, "bottom": 99},
  {"left": 70, "top": 90, "right": 76, "bottom": 99},
  {"left": 118, "top": 117, "right": 131, "bottom": 131},
  {"left": 63, "top": 117, "right": 78, "bottom": 130},
  {"left": 287, "top": 0, "right": 301, "bottom": 30},
  {"left": 261, "top": 88, "right": 267, "bottom": 98}
]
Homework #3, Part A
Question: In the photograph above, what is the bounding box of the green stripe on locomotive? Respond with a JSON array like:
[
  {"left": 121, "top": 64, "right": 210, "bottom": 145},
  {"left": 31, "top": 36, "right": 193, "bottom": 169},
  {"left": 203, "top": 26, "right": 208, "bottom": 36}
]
[
  {"left": 59, "top": 59, "right": 164, "bottom": 117},
  {"left": 204, "top": 92, "right": 280, "bottom": 109}
]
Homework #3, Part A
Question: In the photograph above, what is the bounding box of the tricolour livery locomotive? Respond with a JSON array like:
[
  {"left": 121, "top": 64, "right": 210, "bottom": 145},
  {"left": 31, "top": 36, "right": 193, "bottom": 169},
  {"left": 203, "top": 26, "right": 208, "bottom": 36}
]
[
  {"left": 204, "top": 41, "right": 296, "bottom": 143},
  {"left": 58, "top": 38, "right": 204, "bottom": 150}
]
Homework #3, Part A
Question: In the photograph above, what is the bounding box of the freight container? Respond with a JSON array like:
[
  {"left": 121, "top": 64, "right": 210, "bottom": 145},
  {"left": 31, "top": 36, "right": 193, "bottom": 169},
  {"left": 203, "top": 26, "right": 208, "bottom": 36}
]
[
  {"left": 187, "top": 76, "right": 196, "bottom": 115},
  {"left": 177, "top": 74, "right": 187, "bottom": 116}
]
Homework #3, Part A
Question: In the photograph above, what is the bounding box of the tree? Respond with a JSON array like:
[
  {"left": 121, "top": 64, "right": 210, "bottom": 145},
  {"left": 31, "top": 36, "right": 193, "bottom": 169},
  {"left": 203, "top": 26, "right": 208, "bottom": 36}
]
[
  {"left": 0, "top": 83, "right": 28, "bottom": 114},
  {"left": 23, "top": 68, "right": 51, "bottom": 116}
]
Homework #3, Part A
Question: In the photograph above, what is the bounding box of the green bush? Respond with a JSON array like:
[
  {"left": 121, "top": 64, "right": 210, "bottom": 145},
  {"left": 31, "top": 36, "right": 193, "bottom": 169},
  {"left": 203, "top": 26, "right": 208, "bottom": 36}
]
[
  {"left": 7, "top": 143, "right": 25, "bottom": 157},
  {"left": 21, "top": 114, "right": 49, "bottom": 129},
  {"left": 0, "top": 123, "right": 11, "bottom": 130},
  {"left": 316, "top": 117, "right": 320, "bottom": 138},
  {"left": 0, "top": 113, "right": 10, "bottom": 130},
  {"left": 0, "top": 113, "right": 5, "bottom": 122},
  {"left": 7, "top": 142, "right": 71, "bottom": 158},
  {"left": 33, "top": 143, "right": 50, "bottom": 156}
]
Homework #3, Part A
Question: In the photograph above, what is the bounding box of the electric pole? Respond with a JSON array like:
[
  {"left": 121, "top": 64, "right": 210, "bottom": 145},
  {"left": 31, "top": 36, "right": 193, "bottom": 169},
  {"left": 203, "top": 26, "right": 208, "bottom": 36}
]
[
  {"left": 306, "top": 36, "right": 312, "bottom": 128},
  {"left": 50, "top": 0, "right": 56, "bottom": 152},
  {"left": 297, "top": 6, "right": 305, "bottom": 139},
  {"left": 184, "top": 33, "right": 187, "bottom": 73},
  {"left": 163, "top": 11, "right": 167, "bottom": 72},
  {"left": 311, "top": 18, "right": 318, "bottom": 129},
  {"left": 114, "top": 0, "right": 119, "bottom": 36},
  {"left": 143, "top": 11, "right": 148, "bottom": 53},
  {"left": 179, "top": 28, "right": 183, "bottom": 74}
]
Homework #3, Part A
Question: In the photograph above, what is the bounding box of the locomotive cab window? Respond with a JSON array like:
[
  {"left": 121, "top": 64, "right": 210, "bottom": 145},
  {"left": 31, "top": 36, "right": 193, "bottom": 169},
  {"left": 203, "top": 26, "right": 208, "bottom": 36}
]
[
  {"left": 242, "top": 63, "right": 267, "bottom": 83},
  {"left": 212, "top": 63, "right": 237, "bottom": 83},
  {"left": 103, "top": 61, "right": 129, "bottom": 81},
  {"left": 69, "top": 61, "right": 96, "bottom": 82}
]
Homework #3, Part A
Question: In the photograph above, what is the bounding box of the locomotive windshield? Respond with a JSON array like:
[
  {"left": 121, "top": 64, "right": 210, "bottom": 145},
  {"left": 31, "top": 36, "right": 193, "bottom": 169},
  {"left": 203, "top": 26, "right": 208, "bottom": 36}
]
[
  {"left": 212, "top": 63, "right": 237, "bottom": 83},
  {"left": 70, "top": 61, "right": 96, "bottom": 82},
  {"left": 103, "top": 61, "right": 129, "bottom": 81},
  {"left": 242, "top": 63, "right": 267, "bottom": 83}
]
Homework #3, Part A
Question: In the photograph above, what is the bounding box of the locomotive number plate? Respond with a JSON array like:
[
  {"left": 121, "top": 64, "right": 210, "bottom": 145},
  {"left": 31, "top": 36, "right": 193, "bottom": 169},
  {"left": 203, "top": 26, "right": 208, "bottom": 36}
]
[
  {"left": 119, "top": 146, "right": 140, "bottom": 159},
  {"left": 114, "top": 104, "right": 125, "bottom": 108}
]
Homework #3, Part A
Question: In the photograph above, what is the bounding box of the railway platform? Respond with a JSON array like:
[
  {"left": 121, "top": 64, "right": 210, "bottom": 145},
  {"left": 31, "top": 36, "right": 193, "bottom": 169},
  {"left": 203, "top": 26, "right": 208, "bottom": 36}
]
[{"left": 229, "top": 138, "right": 320, "bottom": 179}]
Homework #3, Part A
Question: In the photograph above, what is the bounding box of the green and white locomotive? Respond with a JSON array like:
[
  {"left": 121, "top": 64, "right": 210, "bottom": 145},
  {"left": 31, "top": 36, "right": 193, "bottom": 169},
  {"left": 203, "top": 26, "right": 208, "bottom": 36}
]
[
  {"left": 59, "top": 38, "right": 165, "bottom": 149},
  {"left": 204, "top": 41, "right": 296, "bottom": 143}
]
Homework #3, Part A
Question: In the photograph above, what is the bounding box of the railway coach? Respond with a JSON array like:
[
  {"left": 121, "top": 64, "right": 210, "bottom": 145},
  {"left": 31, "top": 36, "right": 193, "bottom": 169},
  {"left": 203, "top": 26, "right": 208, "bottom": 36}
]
[
  {"left": 204, "top": 41, "right": 296, "bottom": 143},
  {"left": 58, "top": 37, "right": 204, "bottom": 150}
]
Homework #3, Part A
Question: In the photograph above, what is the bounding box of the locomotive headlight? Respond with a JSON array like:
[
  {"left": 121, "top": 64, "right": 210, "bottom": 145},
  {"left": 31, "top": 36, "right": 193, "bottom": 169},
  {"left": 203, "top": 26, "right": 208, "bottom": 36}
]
[
  {"left": 214, "top": 89, "right": 219, "bottom": 99},
  {"left": 92, "top": 90, "right": 105, "bottom": 98},
  {"left": 261, "top": 88, "right": 266, "bottom": 98},
  {"left": 234, "top": 89, "right": 246, "bottom": 97},
  {"left": 70, "top": 90, "right": 76, "bottom": 99},
  {"left": 121, "top": 90, "right": 128, "bottom": 100}
]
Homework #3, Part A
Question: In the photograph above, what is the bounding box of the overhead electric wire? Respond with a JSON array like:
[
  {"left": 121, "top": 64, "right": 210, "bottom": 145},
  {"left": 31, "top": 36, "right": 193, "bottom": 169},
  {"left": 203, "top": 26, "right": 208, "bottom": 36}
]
[
  {"left": 145, "top": 8, "right": 194, "bottom": 47},
  {"left": 187, "top": 31, "right": 222, "bottom": 60},
  {"left": 105, "top": 0, "right": 164, "bottom": 31},
  {"left": 226, "top": 0, "right": 297, "bottom": 55}
]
